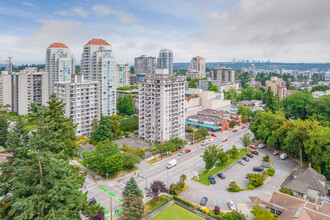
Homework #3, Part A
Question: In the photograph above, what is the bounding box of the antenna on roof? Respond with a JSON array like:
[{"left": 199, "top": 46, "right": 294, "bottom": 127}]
[{"left": 5, "top": 57, "right": 13, "bottom": 74}]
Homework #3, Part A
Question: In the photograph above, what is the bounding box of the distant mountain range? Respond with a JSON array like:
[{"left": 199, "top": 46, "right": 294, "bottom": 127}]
[{"left": 174, "top": 62, "right": 330, "bottom": 72}]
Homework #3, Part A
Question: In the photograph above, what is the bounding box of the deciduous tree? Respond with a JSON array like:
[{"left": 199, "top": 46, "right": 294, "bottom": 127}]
[
  {"left": 240, "top": 132, "right": 251, "bottom": 149},
  {"left": 202, "top": 145, "right": 220, "bottom": 170},
  {"left": 146, "top": 180, "right": 168, "bottom": 201}
]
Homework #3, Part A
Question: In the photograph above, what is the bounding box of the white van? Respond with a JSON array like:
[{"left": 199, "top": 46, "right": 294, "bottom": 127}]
[
  {"left": 280, "top": 153, "right": 288, "bottom": 160},
  {"left": 258, "top": 143, "right": 266, "bottom": 149},
  {"left": 166, "top": 159, "right": 177, "bottom": 169}
]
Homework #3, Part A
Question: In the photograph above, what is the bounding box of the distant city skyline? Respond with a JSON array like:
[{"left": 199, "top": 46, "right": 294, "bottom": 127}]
[{"left": 1, "top": 0, "right": 330, "bottom": 64}]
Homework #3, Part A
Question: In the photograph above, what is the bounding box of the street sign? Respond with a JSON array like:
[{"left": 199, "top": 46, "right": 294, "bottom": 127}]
[{"left": 218, "top": 200, "right": 223, "bottom": 204}]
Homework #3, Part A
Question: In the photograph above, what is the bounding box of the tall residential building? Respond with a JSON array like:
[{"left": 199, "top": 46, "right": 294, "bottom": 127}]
[
  {"left": 11, "top": 67, "right": 49, "bottom": 115},
  {"left": 81, "top": 38, "right": 117, "bottom": 116},
  {"left": 134, "top": 55, "right": 156, "bottom": 74},
  {"left": 266, "top": 77, "right": 287, "bottom": 100},
  {"left": 54, "top": 74, "right": 99, "bottom": 137},
  {"left": 157, "top": 49, "right": 173, "bottom": 74},
  {"left": 0, "top": 72, "right": 12, "bottom": 107},
  {"left": 209, "top": 66, "right": 235, "bottom": 83},
  {"left": 187, "top": 56, "right": 206, "bottom": 79},
  {"left": 46, "top": 43, "right": 75, "bottom": 95},
  {"left": 116, "top": 63, "right": 129, "bottom": 88},
  {"left": 139, "top": 69, "right": 185, "bottom": 143}
]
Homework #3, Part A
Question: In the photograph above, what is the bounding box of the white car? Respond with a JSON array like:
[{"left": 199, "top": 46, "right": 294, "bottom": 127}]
[
  {"left": 227, "top": 200, "right": 236, "bottom": 210},
  {"left": 201, "top": 141, "right": 208, "bottom": 146},
  {"left": 280, "top": 153, "right": 288, "bottom": 160},
  {"left": 207, "top": 139, "right": 214, "bottom": 143},
  {"left": 257, "top": 143, "right": 266, "bottom": 149}
]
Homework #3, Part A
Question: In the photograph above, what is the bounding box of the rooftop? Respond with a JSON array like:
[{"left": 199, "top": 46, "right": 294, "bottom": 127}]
[
  {"left": 48, "top": 43, "right": 68, "bottom": 48},
  {"left": 193, "top": 56, "right": 205, "bottom": 60},
  {"left": 84, "top": 38, "right": 111, "bottom": 46}
]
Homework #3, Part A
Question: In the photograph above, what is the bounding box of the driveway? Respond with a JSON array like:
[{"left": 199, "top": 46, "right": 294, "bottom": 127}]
[{"left": 180, "top": 146, "right": 298, "bottom": 210}]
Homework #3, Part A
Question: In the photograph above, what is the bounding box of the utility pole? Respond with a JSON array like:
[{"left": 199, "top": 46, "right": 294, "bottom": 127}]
[
  {"left": 161, "top": 128, "right": 163, "bottom": 160},
  {"left": 110, "top": 196, "right": 113, "bottom": 220}
]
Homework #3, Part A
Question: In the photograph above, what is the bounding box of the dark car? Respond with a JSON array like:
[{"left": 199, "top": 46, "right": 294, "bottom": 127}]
[
  {"left": 251, "top": 150, "right": 259, "bottom": 155},
  {"left": 217, "top": 173, "right": 225, "bottom": 179},
  {"left": 200, "top": 197, "right": 208, "bottom": 206},
  {"left": 242, "top": 156, "right": 250, "bottom": 162},
  {"left": 253, "top": 166, "right": 264, "bottom": 172},
  {"left": 208, "top": 175, "right": 216, "bottom": 184},
  {"left": 246, "top": 153, "right": 254, "bottom": 158},
  {"left": 88, "top": 198, "right": 96, "bottom": 205}
]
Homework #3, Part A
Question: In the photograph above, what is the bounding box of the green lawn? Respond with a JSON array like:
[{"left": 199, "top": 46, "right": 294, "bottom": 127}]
[
  {"left": 194, "top": 148, "right": 251, "bottom": 185},
  {"left": 151, "top": 204, "right": 204, "bottom": 220}
]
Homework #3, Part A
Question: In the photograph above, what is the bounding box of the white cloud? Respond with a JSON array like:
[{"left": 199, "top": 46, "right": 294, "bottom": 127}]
[
  {"left": 22, "top": 1, "right": 37, "bottom": 9},
  {"left": 56, "top": 7, "right": 89, "bottom": 17},
  {"left": 92, "top": 5, "right": 137, "bottom": 23},
  {"left": 188, "top": 0, "right": 330, "bottom": 62},
  {"left": 0, "top": 20, "right": 87, "bottom": 64}
]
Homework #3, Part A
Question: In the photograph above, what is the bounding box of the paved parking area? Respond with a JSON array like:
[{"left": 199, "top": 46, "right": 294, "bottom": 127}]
[{"left": 180, "top": 145, "right": 298, "bottom": 210}]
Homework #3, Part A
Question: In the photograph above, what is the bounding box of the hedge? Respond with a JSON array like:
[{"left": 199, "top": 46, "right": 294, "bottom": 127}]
[
  {"left": 266, "top": 167, "right": 275, "bottom": 176},
  {"left": 172, "top": 196, "right": 194, "bottom": 208}
]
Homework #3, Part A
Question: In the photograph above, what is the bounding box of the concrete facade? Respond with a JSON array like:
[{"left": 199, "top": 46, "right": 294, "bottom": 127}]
[
  {"left": 81, "top": 38, "right": 117, "bottom": 116},
  {"left": 0, "top": 72, "right": 12, "bottom": 107},
  {"left": 187, "top": 56, "right": 206, "bottom": 79},
  {"left": 199, "top": 80, "right": 240, "bottom": 92},
  {"left": 266, "top": 77, "right": 287, "bottom": 100},
  {"left": 46, "top": 43, "right": 75, "bottom": 95},
  {"left": 209, "top": 66, "right": 235, "bottom": 83},
  {"left": 139, "top": 69, "right": 185, "bottom": 143},
  {"left": 134, "top": 55, "right": 156, "bottom": 75},
  {"left": 54, "top": 74, "right": 99, "bottom": 137},
  {"left": 116, "top": 63, "right": 129, "bottom": 88}
]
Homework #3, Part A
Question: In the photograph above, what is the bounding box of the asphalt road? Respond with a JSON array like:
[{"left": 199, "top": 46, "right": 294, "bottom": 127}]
[{"left": 81, "top": 126, "right": 298, "bottom": 216}]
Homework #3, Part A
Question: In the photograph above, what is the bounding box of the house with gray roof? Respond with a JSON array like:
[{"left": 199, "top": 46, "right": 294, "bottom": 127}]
[{"left": 281, "top": 165, "right": 327, "bottom": 202}]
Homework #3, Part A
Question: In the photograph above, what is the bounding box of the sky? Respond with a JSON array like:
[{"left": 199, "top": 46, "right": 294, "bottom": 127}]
[{"left": 1, "top": 0, "right": 330, "bottom": 65}]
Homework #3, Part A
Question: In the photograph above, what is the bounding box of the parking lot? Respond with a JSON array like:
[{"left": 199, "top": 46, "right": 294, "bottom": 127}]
[{"left": 180, "top": 145, "right": 299, "bottom": 209}]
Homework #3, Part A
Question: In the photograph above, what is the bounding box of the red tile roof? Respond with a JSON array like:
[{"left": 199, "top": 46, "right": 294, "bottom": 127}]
[
  {"left": 84, "top": 38, "right": 111, "bottom": 46},
  {"left": 193, "top": 56, "right": 204, "bottom": 59},
  {"left": 48, "top": 43, "right": 68, "bottom": 48}
]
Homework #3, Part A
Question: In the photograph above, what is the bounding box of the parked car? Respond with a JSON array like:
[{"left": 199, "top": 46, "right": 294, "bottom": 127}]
[
  {"left": 241, "top": 126, "right": 245, "bottom": 129},
  {"left": 185, "top": 149, "right": 191, "bottom": 154},
  {"left": 251, "top": 150, "right": 259, "bottom": 155},
  {"left": 233, "top": 129, "right": 238, "bottom": 132},
  {"left": 178, "top": 151, "right": 185, "bottom": 156},
  {"left": 211, "top": 133, "right": 217, "bottom": 137},
  {"left": 253, "top": 166, "right": 264, "bottom": 172},
  {"left": 260, "top": 162, "right": 270, "bottom": 168},
  {"left": 222, "top": 138, "right": 228, "bottom": 142},
  {"left": 227, "top": 200, "right": 236, "bottom": 210},
  {"left": 280, "top": 153, "right": 288, "bottom": 160},
  {"left": 207, "top": 139, "right": 214, "bottom": 143},
  {"left": 249, "top": 145, "right": 256, "bottom": 149},
  {"left": 208, "top": 175, "right": 216, "bottom": 184},
  {"left": 238, "top": 160, "right": 245, "bottom": 165},
  {"left": 217, "top": 173, "right": 225, "bottom": 179},
  {"left": 258, "top": 143, "right": 266, "bottom": 149},
  {"left": 88, "top": 198, "right": 96, "bottom": 205},
  {"left": 201, "top": 141, "right": 208, "bottom": 146},
  {"left": 242, "top": 156, "right": 250, "bottom": 162},
  {"left": 246, "top": 153, "right": 254, "bottom": 158},
  {"left": 272, "top": 151, "right": 279, "bottom": 156},
  {"left": 200, "top": 197, "right": 208, "bottom": 206}
]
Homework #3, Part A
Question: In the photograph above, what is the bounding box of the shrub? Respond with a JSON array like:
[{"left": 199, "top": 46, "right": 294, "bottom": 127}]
[
  {"left": 214, "top": 205, "right": 220, "bottom": 215},
  {"left": 82, "top": 142, "right": 87, "bottom": 145},
  {"left": 124, "top": 132, "right": 129, "bottom": 138},
  {"left": 169, "top": 183, "right": 179, "bottom": 195},
  {"left": 203, "top": 207, "right": 210, "bottom": 215},
  {"left": 141, "top": 147, "right": 146, "bottom": 151},
  {"left": 150, "top": 147, "right": 157, "bottom": 151},
  {"left": 248, "top": 184, "right": 255, "bottom": 190},
  {"left": 266, "top": 167, "right": 275, "bottom": 176},
  {"left": 263, "top": 154, "right": 270, "bottom": 162},
  {"left": 172, "top": 196, "right": 194, "bottom": 208},
  {"left": 185, "top": 126, "right": 194, "bottom": 133},
  {"left": 181, "top": 183, "right": 187, "bottom": 191},
  {"left": 249, "top": 173, "right": 266, "bottom": 187},
  {"left": 228, "top": 181, "right": 243, "bottom": 192},
  {"left": 280, "top": 187, "right": 293, "bottom": 195},
  {"left": 229, "top": 120, "right": 237, "bottom": 128}
]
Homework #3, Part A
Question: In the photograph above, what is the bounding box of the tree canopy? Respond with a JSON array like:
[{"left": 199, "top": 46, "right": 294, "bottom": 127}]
[{"left": 117, "top": 95, "right": 135, "bottom": 116}]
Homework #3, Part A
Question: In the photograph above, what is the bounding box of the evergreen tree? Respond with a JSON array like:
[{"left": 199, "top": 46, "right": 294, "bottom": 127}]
[
  {"left": 91, "top": 116, "right": 113, "bottom": 143},
  {"left": 264, "top": 87, "right": 275, "bottom": 112},
  {"left": 29, "top": 95, "right": 77, "bottom": 157},
  {"left": 121, "top": 177, "right": 144, "bottom": 220},
  {"left": 0, "top": 112, "right": 101, "bottom": 219},
  {"left": 0, "top": 115, "right": 9, "bottom": 147}
]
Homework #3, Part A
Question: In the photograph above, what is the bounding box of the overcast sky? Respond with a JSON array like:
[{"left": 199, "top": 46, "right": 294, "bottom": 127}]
[{"left": 1, "top": 0, "right": 329, "bottom": 65}]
